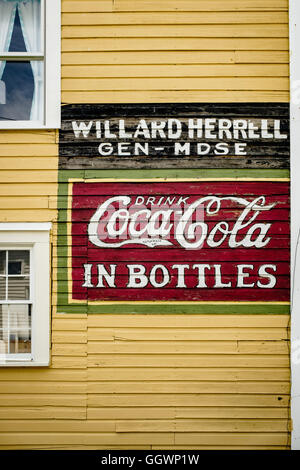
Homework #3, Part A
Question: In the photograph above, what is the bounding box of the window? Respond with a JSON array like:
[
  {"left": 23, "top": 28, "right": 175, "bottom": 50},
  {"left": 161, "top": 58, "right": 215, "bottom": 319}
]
[
  {"left": 0, "top": 223, "right": 51, "bottom": 366},
  {"left": 0, "top": 0, "right": 60, "bottom": 129},
  {"left": 0, "top": 250, "right": 31, "bottom": 359}
]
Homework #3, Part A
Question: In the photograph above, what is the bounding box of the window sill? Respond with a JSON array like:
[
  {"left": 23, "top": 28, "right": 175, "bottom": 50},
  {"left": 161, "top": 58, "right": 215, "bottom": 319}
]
[
  {"left": 0, "top": 121, "right": 60, "bottom": 130},
  {"left": 0, "top": 360, "right": 50, "bottom": 367}
]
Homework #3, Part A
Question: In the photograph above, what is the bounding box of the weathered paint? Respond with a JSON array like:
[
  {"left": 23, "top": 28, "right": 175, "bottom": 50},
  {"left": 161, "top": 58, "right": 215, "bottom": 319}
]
[
  {"left": 59, "top": 103, "right": 290, "bottom": 169},
  {"left": 68, "top": 180, "right": 290, "bottom": 303}
]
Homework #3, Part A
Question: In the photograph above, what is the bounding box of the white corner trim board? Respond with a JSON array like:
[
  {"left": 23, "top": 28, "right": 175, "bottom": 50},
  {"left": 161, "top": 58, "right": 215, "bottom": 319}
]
[{"left": 290, "top": 0, "right": 300, "bottom": 451}]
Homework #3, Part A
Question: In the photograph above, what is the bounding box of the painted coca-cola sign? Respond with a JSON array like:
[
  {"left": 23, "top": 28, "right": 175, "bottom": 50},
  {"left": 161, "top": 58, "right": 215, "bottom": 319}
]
[{"left": 69, "top": 180, "right": 289, "bottom": 303}]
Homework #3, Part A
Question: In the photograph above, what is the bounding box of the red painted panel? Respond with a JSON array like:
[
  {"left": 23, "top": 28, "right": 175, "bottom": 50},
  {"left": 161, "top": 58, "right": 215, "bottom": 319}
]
[{"left": 71, "top": 181, "right": 290, "bottom": 302}]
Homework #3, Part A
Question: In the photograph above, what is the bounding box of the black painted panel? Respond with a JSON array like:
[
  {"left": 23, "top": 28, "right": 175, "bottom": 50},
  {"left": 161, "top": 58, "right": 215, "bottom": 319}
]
[{"left": 59, "top": 103, "right": 290, "bottom": 170}]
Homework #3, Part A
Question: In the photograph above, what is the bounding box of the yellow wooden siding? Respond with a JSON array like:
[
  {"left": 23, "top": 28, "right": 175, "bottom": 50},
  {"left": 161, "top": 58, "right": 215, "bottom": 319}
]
[
  {"left": 0, "top": 0, "right": 291, "bottom": 450},
  {"left": 0, "top": 313, "right": 290, "bottom": 449},
  {"left": 61, "top": 0, "right": 289, "bottom": 103},
  {"left": 0, "top": 131, "right": 58, "bottom": 222}
]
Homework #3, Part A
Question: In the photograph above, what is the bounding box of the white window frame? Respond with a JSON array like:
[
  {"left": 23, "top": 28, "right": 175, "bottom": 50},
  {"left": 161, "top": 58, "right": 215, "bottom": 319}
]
[
  {"left": 0, "top": 0, "right": 61, "bottom": 129},
  {"left": 0, "top": 223, "right": 51, "bottom": 367},
  {"left": 290, "top": 0, "right": 300, "bottom": 451}
]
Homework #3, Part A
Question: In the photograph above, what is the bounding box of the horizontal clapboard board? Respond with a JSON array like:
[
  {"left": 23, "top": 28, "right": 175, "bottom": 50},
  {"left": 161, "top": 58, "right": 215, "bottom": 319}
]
[{"left": 59, "top": 103, "right": 290, "bottom": 170}]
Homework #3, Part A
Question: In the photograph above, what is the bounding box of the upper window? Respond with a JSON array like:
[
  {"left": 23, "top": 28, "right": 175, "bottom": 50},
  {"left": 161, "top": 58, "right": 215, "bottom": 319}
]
[{"left": 0, "top": 0, "right": 60, "bottom": 129}]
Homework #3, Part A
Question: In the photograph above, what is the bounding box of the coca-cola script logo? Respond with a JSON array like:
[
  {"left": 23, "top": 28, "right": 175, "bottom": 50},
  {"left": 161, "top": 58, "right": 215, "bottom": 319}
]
[{"left": 88, "top": 195, "right": 275, "bottom": 250}]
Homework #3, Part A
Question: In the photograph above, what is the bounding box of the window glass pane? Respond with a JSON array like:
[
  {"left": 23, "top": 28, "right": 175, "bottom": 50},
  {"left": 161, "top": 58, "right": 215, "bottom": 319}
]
[
  {"left": 0, "top": 304, "right": 8, "bottom": 331},
  {"left": 0, "top": 0, "right": 42, "bottom": 54},
  {"left": 0, "top": 330, "right": 8, "bottom": 355},
  {"left": 0, "top": 251, "right": 6, "bottom": 274},
  {"left": 8, "top": 261, "right": 22, "bottom": 275},
  {"left": 0, "top": 304, "right": 31, "bottom": 354},
  {"left": 9, "top": 331, "right": 31, "bottom": 354},
  {"left": 8, "top": 250, "right": 29, "bottom": 275},
  {"left": 0, "top": 1, "right": 17, "bottom": 53},
  {"left": 9, "top": 304, "right": 31, "bottom": 331},
  {"left": 0, "top": 60, "right": 43, "bottom": 121},
  {"left": 8, "top": 7, "right": 26, "bottom": 53},
  {"left": 0, "top": 277, "right": 6, "bottom": 300},
  {"left": 8, "top": 277, "right": 30, "bottom": 300}
]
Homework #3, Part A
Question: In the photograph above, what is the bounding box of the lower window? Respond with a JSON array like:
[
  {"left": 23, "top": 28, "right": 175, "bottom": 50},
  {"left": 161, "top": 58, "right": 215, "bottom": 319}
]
[
  {"left": 0, "top": 223, "right": 51, "bottom": 366},
  {"left": 0, "top": 249, "right": 32, "bottom": 359}
]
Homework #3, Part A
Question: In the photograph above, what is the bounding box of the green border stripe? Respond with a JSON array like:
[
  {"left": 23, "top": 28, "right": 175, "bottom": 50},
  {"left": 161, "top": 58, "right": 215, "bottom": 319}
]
[
  {"left": 56, "top": 167, "right": 290, "bottom": 314},
  {"left": 56, "top": 304, "right": 289, "bottom": 315}
]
